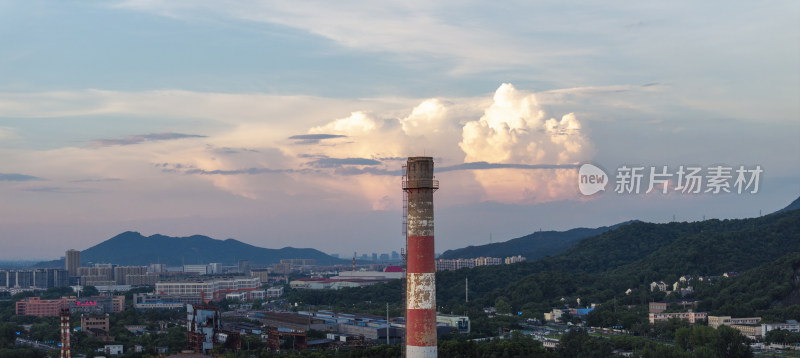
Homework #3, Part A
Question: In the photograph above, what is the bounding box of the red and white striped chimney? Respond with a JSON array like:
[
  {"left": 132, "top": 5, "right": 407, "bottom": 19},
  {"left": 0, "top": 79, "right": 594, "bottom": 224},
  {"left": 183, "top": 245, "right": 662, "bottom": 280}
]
[{"left": 403, "top": 157, "right": 438, "bottom": 358}]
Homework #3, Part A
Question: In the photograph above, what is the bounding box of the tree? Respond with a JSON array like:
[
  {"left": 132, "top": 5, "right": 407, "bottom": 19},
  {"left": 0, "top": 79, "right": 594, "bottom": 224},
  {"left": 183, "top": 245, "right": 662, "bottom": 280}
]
[
  {"left": 713, "top": 326, "right": 752, "bottom": 358},
  {"left": 494, "top": 298, "right": 512, "bottom": 315},
  {"left": 81, "top": 286, "right": 100, "bottom": 297}
]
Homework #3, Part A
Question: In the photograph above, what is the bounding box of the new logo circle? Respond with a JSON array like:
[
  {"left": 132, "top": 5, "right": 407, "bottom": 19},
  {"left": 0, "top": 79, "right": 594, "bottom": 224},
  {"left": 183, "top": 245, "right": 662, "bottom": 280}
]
[{"left": 578, "top": 163, "right": 608, "bottom": 195}]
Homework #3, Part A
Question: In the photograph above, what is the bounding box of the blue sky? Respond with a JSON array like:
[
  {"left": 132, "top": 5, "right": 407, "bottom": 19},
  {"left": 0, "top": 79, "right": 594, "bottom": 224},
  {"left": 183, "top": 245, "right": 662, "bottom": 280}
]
[{"left": 0, "top": 1, "right": 798, "bottom": 260}]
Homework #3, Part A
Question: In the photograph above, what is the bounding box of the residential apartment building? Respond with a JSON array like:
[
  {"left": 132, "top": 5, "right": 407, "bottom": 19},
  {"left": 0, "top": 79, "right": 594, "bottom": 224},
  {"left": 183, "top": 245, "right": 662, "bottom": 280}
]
[
  {"left": 0, "top": 269, "right": 67, "bottom": 289},
  {"left": 504, "top": 255, "right": 527, "bottom": 264},
  {"left": 78, "top": 267, "right": 114, "bottom": 286},
  {"left": 65, "top": 249, "right": 81, "bottom": 277},
  {"left": 113, "top": 266, "right": 148, "bottom": 285}
]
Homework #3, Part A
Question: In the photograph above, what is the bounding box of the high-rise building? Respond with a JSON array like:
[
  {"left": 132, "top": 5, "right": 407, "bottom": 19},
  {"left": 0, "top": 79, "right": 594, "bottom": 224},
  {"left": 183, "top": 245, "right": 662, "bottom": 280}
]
[
  {"left": 209, "top": 263, "right": 222, "bottom": 274},
  {"left": 238, "top": 260, "right": 251, "bottom": 276},
  {"left": 65, "top": 249, "right": 80, "bottom": 277},
  {"left": 113, "top": 266, "right": 148, "bottom": 285}
]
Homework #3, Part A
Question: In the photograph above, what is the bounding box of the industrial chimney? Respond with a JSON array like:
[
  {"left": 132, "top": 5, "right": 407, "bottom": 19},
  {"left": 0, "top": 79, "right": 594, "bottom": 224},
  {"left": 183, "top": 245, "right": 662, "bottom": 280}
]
[{"left": 403, "top": 157, "right": 438, "bottom": 357}]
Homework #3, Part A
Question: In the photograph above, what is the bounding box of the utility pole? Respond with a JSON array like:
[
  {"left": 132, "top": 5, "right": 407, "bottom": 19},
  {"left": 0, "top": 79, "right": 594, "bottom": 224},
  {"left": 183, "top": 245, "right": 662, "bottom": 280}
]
[{"left": 465, "top": 277, "right": 469, "bottom": 303}]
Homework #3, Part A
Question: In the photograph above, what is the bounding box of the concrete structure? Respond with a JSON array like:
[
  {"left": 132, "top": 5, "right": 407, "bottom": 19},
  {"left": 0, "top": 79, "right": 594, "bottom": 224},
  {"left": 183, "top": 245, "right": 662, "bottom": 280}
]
[
  {"left": 0, "top": 269, "right": 67, "bottom": 289},
  {"left": 649, "top": 300, "right": 698, "bottom": 313},
  {"left": 209, "top": 263, "right": 222, "bottom": 274},
  {"left": 133, "top": 293, "right": 188, "bottom": 309},
  {"left": 649, "top": 311, "right": 707, "bottom": 324},
  {"left": 155, "top": 276, "right": 260, "bottom": 302},
  {"left": 60, "top": 308, "right": 71, "bottom": 358},
  {"left": 102, "top": 345, "right": 123, "bottom": 355},
  {"left": 187, "top": 304, "right": 217, "bottom": 353},
  {"left": 250, "top": 269, "right": 271, "bottom": 283},
  {"left": 70, "top": 295, "right": 125, "bottom": 314},
  {"left": 183, "top": 265, "right": 209, "bottom": 275},
  {"left": 403, "top": 157, "right": 438, "bottom": 358},
  {"left": 113, "top": 266, "right": 148, "bottom": 285},
  {"left": 266, "top": 286, "right": 284, "bottom": 297},
  {"left": 0, "top": 270, "right": 34, "bottom": 288},
  {"left": 78, "top": 267, "right": 113, "bottom": 286},
  {"left": 650, "top": 281, "right": 668, "bottom": 292},
  {"left": 290, "top": 277, "right": 386, "bottom": 290},
  {"left": 281, "top": 259, "right": 316, "bottom": 266},
  {"left": 16, "top": 296, "right": 76, "bottom": 317},
  {"left": 435, "top": 257, "right": 506, "bottom": 271},
  {"left": 238, "top": 260, "right": 251, "bottom": 276},
  {"left": 708, "top": 316, "right": 762, "bottom": 329},
  {"left": 123, "top": 274, "right": 157, "bottom": 286},
  {"left": 225, "top": 290, "right": 265, "bottom": 301},
  {"left": 66, "top": 249, "right": 80, "bottom": 278},
  {"left": 272, "top": 263, "right": 292, "bottom": 275},
  {"left": 504, "top": 255, "right": 527, "bottom": 264},
  {"left": 731, "top": 324, "right": 762, "bottom": 340},
  {"left": 294, "top": 310, "right": 403, "bottom": 343},
  {"left": 187, "top": 304, "right": 233, "bottom": 354},
  {"left": 337, "top": 269, "right": 404, "bottom": 280},
  {"left": 649, "top": 302, "right": 668, "bottom": 313},
  {"left": 544, "top": 309, "right": 565, "bottom": 322},
  {"left": 81, "top": 314, "right": 112, "bottom": 342},
  {"left": 290, "top": 267, "right": 403, "bottom": 290},
  {"left": 436, "top": 314, "right": 470, "bottom": 334},
  {"left": 763, "top": 321, "right": 800, "bottom": 336}
]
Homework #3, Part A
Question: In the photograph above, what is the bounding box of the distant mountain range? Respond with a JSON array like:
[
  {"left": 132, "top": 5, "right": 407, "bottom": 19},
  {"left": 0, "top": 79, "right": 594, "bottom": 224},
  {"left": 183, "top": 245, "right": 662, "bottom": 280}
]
[
  {"left": 440, "top": 221, "right": 636, "bottom": 260},
  {"left": 433, "top": 194, "right": 800, "bottom": 317},
  {"left": 35, "top": 231, "right": 344, "bottom": 268},
  {"left": 776, "top": 195, "right": 800, "bottom": 214}
]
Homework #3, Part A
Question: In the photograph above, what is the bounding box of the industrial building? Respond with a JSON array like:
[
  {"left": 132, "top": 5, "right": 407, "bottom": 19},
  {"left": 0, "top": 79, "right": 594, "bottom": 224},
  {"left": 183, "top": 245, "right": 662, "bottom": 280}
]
[
  {"left": 290, "top": 267, "right": 403, "bottom": 290},
  {"left": 224, "top": 290, "right": 266, "bottom": 301},
  {"left": 81, "top": 314, "right": 113, "bottom": 342},
  {"left": 132, "top": 293, "right": 189, "bottom": 309},
  {"left": 436, "top": 314, "right": 470, "bottom": 334},
  {"left": 155, "top": 276, "right": 260, "bottom": 302},
  {"left": 187, "top": 304, "right": 240, "bottom": 354}
]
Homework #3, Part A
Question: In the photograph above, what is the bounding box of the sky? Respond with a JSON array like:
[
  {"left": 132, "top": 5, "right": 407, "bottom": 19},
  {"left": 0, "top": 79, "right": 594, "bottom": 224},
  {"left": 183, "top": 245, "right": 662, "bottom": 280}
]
[{"left": 0, "top": 1, "right": 798, "bottom": 260}]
